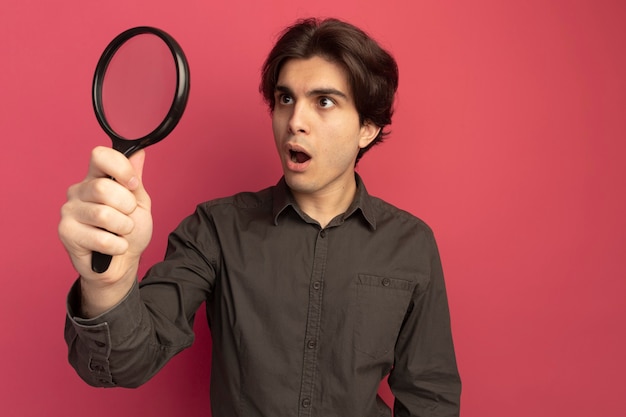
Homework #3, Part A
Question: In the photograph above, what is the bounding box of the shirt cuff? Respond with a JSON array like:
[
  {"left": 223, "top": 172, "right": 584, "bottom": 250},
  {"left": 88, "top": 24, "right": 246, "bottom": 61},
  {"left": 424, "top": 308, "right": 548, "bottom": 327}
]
[
  {"left": 65, "top": 278, "right": 143, "bottom": 387},
  {"left": 66, "top": 277, "right": 142, "bottom": 345}
]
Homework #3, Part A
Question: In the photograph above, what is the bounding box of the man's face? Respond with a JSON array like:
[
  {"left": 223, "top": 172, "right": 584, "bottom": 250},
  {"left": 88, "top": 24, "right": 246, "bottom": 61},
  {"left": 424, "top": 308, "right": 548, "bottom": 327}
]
[{"left": 272, "top": 56, "right": 378, "bottom": 200}]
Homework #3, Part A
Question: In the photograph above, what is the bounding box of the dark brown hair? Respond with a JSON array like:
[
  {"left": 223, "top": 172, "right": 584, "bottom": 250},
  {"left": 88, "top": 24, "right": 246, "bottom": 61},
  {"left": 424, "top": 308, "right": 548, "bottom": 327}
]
[{"left": 260, "top": 18, "right": 399, "bottom": 162}]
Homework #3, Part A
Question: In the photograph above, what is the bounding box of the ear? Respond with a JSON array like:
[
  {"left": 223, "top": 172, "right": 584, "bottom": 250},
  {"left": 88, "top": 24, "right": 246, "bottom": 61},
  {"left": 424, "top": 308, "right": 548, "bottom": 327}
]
[{"left": 358, "top": 120, "right": 381, "bottom": 149}]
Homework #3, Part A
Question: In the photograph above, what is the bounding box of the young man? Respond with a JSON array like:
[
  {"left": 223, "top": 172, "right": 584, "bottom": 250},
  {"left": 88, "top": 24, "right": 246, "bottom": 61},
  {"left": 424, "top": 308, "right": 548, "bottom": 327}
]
[{"left": 60, "top": 18, "right": 461, "bottom": 416}]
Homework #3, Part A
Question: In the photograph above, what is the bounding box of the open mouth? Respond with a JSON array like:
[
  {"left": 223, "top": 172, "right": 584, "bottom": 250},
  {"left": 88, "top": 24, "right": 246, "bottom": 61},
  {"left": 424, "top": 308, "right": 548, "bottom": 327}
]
[{"left": 289, "top": 149, "right": 311, "bottom": 164}]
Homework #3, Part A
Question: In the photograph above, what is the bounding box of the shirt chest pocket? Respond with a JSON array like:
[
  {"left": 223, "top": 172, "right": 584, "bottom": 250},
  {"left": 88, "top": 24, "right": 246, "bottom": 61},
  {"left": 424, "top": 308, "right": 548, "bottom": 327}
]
[{"left": 354, "top": 274, "right": 416, "bottom": 360}]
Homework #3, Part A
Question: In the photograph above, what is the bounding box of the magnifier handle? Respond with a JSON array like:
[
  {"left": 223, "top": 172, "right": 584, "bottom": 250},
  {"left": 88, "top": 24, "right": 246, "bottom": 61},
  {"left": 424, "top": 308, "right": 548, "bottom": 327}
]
[
  {"left": 92, "top": 250, "right": 113, "bottom": 273},
  {"left": 91, "top": 173, "right": 117, "bottom": 274}
]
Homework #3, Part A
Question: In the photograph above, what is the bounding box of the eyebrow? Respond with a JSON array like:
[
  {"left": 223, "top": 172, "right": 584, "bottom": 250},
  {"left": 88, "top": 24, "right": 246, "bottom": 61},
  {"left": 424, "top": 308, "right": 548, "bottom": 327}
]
[{"left": 275, "top": 85, "right": 349, "bottom": 100}]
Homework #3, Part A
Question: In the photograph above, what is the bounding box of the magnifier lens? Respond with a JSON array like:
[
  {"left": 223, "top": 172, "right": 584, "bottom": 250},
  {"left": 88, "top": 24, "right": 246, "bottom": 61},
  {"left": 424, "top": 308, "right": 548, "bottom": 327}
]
[{"left": 101, "top": 34, "right": 177, "bottom": 140}]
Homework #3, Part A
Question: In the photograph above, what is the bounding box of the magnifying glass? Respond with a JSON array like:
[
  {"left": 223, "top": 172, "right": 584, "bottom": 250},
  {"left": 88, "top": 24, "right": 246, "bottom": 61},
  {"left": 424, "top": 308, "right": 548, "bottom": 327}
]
[{"left": 91, "top": 26, "right": 190, "bottom": 273}]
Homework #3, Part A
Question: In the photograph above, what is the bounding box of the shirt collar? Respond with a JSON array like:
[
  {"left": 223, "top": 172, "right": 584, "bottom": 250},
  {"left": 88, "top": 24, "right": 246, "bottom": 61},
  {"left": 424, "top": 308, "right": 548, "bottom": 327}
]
[{"left": 272, "top": 174, "right": 377, "bottom": 230}]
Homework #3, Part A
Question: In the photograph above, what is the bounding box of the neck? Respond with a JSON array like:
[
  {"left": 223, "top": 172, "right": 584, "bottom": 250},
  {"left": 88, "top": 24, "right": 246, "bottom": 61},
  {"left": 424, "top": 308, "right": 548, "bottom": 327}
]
[{"left": 292, "top": 179, "right": 357, "bottom": 228}]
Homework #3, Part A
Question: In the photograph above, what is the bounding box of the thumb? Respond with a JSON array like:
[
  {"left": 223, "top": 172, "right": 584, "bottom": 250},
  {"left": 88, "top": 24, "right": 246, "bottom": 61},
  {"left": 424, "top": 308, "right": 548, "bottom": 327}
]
[
  {"left": 127, "top": 149, "right": 146, "bottom": 190},
  {"left": 126, "top": 150, "right": 151, "bottom": 209}
]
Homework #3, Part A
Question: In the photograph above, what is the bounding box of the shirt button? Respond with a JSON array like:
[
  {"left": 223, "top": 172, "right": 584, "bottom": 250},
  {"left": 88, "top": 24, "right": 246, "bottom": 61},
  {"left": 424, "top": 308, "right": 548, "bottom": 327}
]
[
  {"left": 382, "top": 278, "right": 391, "bottom": 287},
  {"left": 301, "top": 398, "right": 311, "bottom": 408},
  {"left": 307, "top": 340, "right": 317, "bottom": 349},
  {"left": 312, "top": 281, "right": 321, "bottom": 290},
  {"left": 320, "top": 230, "right": 326, "bottom": 238}
]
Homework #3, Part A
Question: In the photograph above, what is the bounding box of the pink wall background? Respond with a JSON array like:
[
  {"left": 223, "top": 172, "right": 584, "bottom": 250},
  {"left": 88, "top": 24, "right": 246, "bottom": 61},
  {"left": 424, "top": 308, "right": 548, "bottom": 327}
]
[{"left": 1, "top": 1, "right": 624, "bottom": 416}]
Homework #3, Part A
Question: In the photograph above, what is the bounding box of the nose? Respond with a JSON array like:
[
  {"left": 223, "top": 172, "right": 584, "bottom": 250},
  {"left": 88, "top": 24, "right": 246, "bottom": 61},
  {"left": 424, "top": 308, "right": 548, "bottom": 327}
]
[{"left": 287, "top": 102, "right": 309, "bottom": 135}]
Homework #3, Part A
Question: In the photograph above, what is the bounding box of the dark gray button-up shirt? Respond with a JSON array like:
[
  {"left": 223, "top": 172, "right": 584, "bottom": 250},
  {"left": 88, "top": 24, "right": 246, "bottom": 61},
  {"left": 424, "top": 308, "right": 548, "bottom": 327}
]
[{"left": 65, "top": 175, "right": 461, "bottom": 416}]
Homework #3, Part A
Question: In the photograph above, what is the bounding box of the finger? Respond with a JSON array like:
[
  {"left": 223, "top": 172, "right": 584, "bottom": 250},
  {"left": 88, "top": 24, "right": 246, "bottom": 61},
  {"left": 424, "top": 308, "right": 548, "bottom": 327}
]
[
  {"left": 58, "top": 213, "right": 130, "bottom": 257},
  {"left": 76, "top": 201, "right": 135, "bottom": 236},
  {"left": 74, "top": 177, "right": 138, "bottom": 215},
  {"left": 61, "top": 194, "right": 135, "bottom": 241}
]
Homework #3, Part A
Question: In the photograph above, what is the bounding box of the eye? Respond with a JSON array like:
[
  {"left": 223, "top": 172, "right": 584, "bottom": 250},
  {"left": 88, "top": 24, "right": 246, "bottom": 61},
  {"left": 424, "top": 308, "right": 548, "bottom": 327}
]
[
  {"left": 318, "top": 96, "right": 335, "bottom": 108},
  {"left": 278, "top": 94, "right": 293, "bottom": 105}
]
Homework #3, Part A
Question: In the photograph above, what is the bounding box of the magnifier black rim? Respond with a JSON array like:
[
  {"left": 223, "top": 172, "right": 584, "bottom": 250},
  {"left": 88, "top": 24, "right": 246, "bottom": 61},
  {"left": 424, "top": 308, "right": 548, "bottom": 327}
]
[{"left": 92, "top": 26, "right": 190, "bottom": 155}]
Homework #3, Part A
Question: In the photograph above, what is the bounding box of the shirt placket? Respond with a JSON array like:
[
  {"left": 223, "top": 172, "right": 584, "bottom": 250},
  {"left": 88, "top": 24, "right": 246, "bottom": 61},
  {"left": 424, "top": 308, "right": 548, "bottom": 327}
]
[{"left": 298, "top": 227, "right": 329, "bottom": 416}]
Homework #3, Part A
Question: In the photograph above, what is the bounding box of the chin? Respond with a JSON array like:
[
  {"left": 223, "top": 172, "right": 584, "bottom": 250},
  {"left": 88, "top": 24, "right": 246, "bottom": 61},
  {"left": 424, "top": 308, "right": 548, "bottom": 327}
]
[{"left": 283, "top": 174, "right": 314, "bottom": 194}]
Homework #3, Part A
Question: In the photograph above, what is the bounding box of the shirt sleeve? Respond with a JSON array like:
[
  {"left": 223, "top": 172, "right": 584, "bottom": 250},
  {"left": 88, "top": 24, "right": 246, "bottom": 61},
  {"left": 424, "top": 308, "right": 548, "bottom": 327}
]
[
  {"left": 388, "top": 232, "right": 462, "bottom": 416},
  {"left": 64, "top": 277, "right": 196, "bottom": 388},
  {"left": 64, "top": 206, "right": 217, "bottom": 388},
  {"left": 65, "top": 207, "right": 218, "bottom": 388}
]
